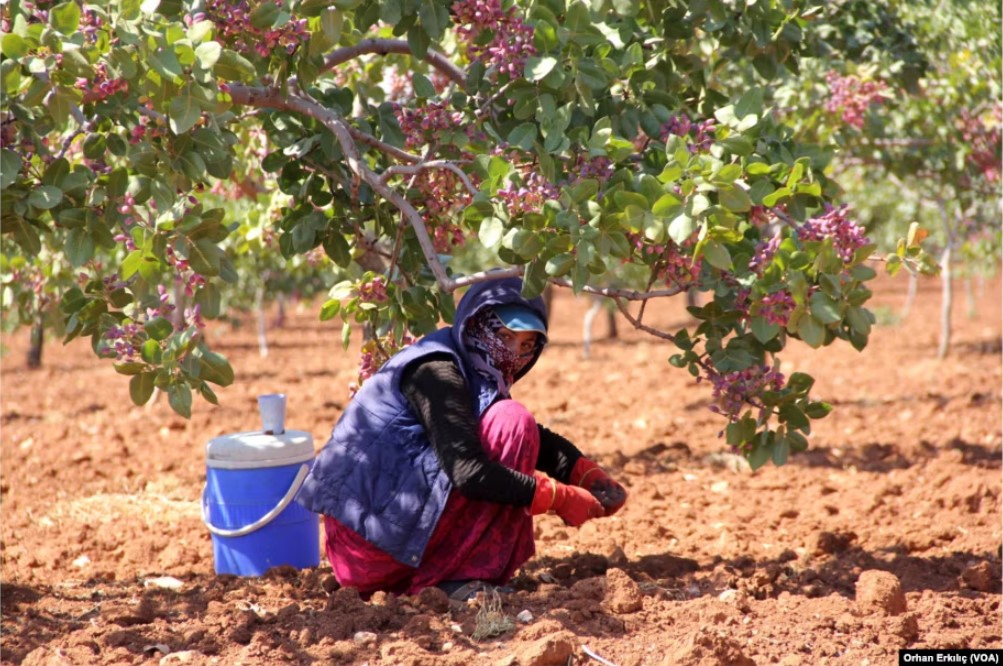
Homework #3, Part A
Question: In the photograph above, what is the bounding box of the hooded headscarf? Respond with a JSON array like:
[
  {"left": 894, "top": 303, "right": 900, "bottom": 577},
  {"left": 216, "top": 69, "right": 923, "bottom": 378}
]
[{"left": 461, "top": 307, "right": 545, "bottom": 396}]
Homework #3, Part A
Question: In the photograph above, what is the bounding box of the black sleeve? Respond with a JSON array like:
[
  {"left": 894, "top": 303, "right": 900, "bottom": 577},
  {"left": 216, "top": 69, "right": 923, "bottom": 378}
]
[
  {"left": 536, "top": 424, "right": 584, "bottom": 484},
  {"left": 401, "top": 355, "right": 537, "bottom": 506}
]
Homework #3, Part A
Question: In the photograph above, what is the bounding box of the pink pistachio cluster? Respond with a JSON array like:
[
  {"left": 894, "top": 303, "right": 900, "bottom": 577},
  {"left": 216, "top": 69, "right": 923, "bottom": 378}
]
[
  {"left": 496, "top": 170, "right": 559, "bottom": 216},
  {"left": 703, "top": 363, "right": 786, "bottom": 422},
  {"left": 958, "top": 106, "right": 1002, "bottom": 184},
  {"left": 796, "top": 204, "right": 869, "bottom": 264},
  {"left": 396, "top": 101, "right": 470, "bottom": 150},
  {"left": 451, "top": 0, "right": 536, "bottom": 80},
  {"left": 824, "top": 72, "right": 888, "bottom": 130},
  {"left": 350, "top": 332, "right": 417, "bottom": 397},
  {"left": 201, "top": 0, "right": 308, "bottom": 57},
  {"left": 660, "top": 115, "right": 717, "bottom": 152},
  {"left": 357, "top": 276, "right": 389, "bottom": 303},
  {"left": 395, "top": 102, "right": 480, "bottom": 249},
  {"left": 77, "top": 64, "right": 128, "bottom": 103},
  {"left": 748, "top": 233, "right": 781, "bottom": 275},
  {"left": 567, "top": 154, "right": 614, "bottom": 186},
  {"left": 627, "top": 234, "right": 702, "bottom": 290},
  {"left": 103, "top": 322, "right": 145, "bottom": 361},
  {"left": 736, "top": 287, "right": 797, "bottom": 327}
]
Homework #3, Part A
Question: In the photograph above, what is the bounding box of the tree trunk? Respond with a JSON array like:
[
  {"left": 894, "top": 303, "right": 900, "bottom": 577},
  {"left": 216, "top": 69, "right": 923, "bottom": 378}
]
[
  {"left": 936, "top": 200, "right": 954, "bottom": 360},
  {"left": 964, "top": 277, "right": 977, "bottom": 318},
  {"left": 937, "top": 245, "right": 953, "bottom": 359},
  {"left": 26, "top": 317, "right": 43, "bottom": 369},
  {"left": 256, "top": 285, "right": 269, "bottom": 358},
  {"left": 899, "top": 272, "right": 918, "bottom": 320},
  {"left": 274, "top": 292, "right": 287, "bottom": 328}
]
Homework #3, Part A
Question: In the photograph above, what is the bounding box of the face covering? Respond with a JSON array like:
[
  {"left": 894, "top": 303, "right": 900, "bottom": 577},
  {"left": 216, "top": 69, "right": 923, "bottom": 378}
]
[{"left": 462, "top": 307, "right": 526, "bottom": 397}]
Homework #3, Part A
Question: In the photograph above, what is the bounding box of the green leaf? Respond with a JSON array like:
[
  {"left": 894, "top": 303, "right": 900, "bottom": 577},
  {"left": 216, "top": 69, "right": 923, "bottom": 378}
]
[
  {"left": 796, "top": 315, "right": 825, "bottom": 348},
  {"left": 144, "top": 317, "right": 174, "bottom": 341},
  {"left": 748, "top": 438, "right": 772, "bottom": 470},
  {"left": 169, "top": 92, "right": 201, "bottom": 135},
  {"left": 49, "top": 1, "right": 81, "bottom": 34},
  {"left": 507, "top": 123, "right": 537, "bottom": 150},
  {"left": 804, "top": 401, "right": 832, "bottom": 419},
  {"left": 412, "top": 72, "right": 435, "bottom": 98},
  {"left": 779, "top": 404, "right": 810, "bottom": 432},
  {"left": 701, "top": 239, "right": 732, "bottom": 270},
  {"left": 771, "top": 435, "right": 790, "bottom": 466},
  {"left": 719, "top": 185, "right": 752, "bottom": 213},
  {"left": 249, "top": 0, "right": 280, "bottom": 29},
  {"left": 167, "top": 382, "right": 192, "bottom": 418},
  {"left": 1, "top": 149, "right": 23, "bottom": 189},
  {"left": 787, "top": 372, "right": 815, "bottom": 394},
  {"left": 1, "top": 33, "right": 28, "bottom": 59},
  {"left": 114, "top": 362, "right": 147, "bottom": 376},
  {"left": 197, "top": 349, "right": 234, "bottom": 386},
  {"left": 214, "top": 49, "right": 256, "bottom": 82},
  {"left": 478, "top": 217, "right": 504, "bottom": 248},
  {"left": 194, "top": 41, "right": 222, "bottom": 69},
  {"left": 129, "top": 372, "right": 157, "bottom": 406},
  {"left": 377, "top": 102, "right": 406, "bottom": 148},
  {"left": 809, "top": 291, "right": 841, "bottom": 324},
  {"left": 65, "top": 228, "right": 95, "bottom": 266},
  {"left": 545, "top": 252, "right": 574, "bottom": 276},
  {"left": 28, "top": 185, "right": 63, "bottom": 209},
  {"left": 320, "top": 298, "right": 340, "bottom": 321},
  {"left": 186, "top": 238, "right": 221, "bottom": 276},
  {"left": 525, "top": 56, "right": 558, "bottom": 81},
  {"left": 750, "top": 316, "right": 779, "bottom": 343}
]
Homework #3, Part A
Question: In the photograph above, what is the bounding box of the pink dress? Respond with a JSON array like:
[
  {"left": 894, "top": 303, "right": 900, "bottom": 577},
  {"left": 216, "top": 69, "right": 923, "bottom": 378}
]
[{"left": 322, "top": 399, "right": 538, "bottom": 596}]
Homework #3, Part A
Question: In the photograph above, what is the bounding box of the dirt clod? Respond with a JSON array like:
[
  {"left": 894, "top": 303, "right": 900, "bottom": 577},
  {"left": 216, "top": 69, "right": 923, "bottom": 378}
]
[
  {"left": 855, "top": 570, "right": 907, "bottom": 615},
  {"left": 603, "top": 568, "right": 643, "bottom": 614},
  {"left": 959, "top": 561, "right": 1000, "bottom": 592}
]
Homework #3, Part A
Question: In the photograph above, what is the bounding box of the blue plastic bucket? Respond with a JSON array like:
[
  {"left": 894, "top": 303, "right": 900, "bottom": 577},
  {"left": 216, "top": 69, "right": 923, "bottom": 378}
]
[{"left": 203, "top": 430, "right": 320, "bottom": 576}]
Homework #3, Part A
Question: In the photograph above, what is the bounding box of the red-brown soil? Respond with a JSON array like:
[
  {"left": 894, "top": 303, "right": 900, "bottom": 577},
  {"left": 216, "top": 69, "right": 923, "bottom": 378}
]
[{"left": 2, "top": 274, "right": 1001, "bottom": 665}]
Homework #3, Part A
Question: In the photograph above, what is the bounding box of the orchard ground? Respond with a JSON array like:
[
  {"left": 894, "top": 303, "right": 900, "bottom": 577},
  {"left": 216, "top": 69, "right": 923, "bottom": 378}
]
[{"left": 1, "top": 274, "right": 1001, "bottom": 666}]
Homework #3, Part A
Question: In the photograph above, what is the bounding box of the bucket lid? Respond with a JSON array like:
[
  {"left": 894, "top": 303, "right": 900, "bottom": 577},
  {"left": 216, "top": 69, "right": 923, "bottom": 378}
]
[{"left": 206, "top": 430, "right": 314, "bottom": 470}]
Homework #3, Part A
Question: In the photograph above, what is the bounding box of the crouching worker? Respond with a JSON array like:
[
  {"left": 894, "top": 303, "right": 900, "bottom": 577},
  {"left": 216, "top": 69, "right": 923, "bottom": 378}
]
[{"left": 297, "top": 277, "right": 627, "bottom": 599}]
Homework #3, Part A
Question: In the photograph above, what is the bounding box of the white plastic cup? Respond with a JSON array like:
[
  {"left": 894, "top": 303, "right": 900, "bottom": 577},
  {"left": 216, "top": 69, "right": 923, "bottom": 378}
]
[{"left": 258, "top": 393, "right": 287, "bottom": 435}]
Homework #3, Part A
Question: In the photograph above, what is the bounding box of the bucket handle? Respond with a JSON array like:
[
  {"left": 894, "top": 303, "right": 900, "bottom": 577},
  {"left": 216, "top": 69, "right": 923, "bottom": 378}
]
[{"left": 202, "top": 463, "right": 310, "bottom": 538}]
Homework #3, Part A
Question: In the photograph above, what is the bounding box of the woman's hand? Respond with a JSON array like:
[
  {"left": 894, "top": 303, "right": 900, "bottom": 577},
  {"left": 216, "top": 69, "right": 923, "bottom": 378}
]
[
  {"left": 570, "top": 457, "right": 628, "bottom": 516},
  {"left": 531, "top": 473, "right": 604, "bottom": 527}
]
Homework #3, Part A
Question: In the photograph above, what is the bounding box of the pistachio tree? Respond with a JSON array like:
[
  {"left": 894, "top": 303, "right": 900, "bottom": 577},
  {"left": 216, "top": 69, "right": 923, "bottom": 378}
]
[{"left": 0, "top": 0, "right": 936, "bottom": 467}]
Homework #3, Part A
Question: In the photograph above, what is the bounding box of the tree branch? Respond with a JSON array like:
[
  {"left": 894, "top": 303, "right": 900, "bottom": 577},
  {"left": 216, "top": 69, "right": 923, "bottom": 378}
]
[
  {"left": 321, "top": 39, "right": 466, "bottom": 88},
  {"left": 227, "top": 83, "right": 456, "bottom": 291},
  {"left": 612, "top": 297, "right": 678, "bottom": 342},
  {"left": 378, "top": 160, "right": 478, "bottom": 195}
]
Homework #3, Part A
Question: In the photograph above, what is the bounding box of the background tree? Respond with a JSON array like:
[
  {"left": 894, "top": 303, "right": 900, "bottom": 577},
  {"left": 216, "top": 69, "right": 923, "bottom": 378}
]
[{"left": 1, "top": 0, "right": 940, "bottom": 467}]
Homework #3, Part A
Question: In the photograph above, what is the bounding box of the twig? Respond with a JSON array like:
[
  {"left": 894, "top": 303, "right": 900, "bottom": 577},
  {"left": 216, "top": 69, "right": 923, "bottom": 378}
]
[
  {"left": 320, "top": 39, "right": 466, "bottom": 87},
  {"left": 378, "top": 160, "right": 478, "bottom": 195},
  {"left": 348, "top": 126, "right": 423, "bottom": 164},
  {"left": 613, "top": 297, "right": 678, "bottom": 342},
  {"left": 582, "top": 645, "right": 621, "bottom": 666}
]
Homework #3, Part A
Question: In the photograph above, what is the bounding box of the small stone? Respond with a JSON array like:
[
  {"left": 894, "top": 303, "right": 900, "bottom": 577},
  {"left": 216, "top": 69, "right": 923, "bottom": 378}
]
[
  {"left": 353, "top": 631, "right": 378, "bottom": 645},
  {"left": 717, "top": 589, "right": 738, "bottom": 603},
  {"left": 160, "top": 651, "right": 199, "bottom": 664},
  {"left": 516, "top": 610, "right": 533, "bottom": 623},
  {"left": 855, "top": 570, "right": 907, "bottom": 615},
  {"left": 959, "top": 561, "right": 999, "bottom": 592},
  {"left": 513, "top": 631, "right": 575, "bottom": 666},
  {"left": 143, "top": 576, "right": 183, "bottom": 591}
]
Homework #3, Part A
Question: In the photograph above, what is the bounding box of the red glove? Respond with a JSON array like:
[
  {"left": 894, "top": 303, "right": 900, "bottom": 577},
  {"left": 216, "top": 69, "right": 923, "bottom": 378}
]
[
  {"left": 531, "top": 473, "right": 604, "bottom": 527},
  {"left": 570, "top": 457, "right": 628, "bottom": 516}
]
